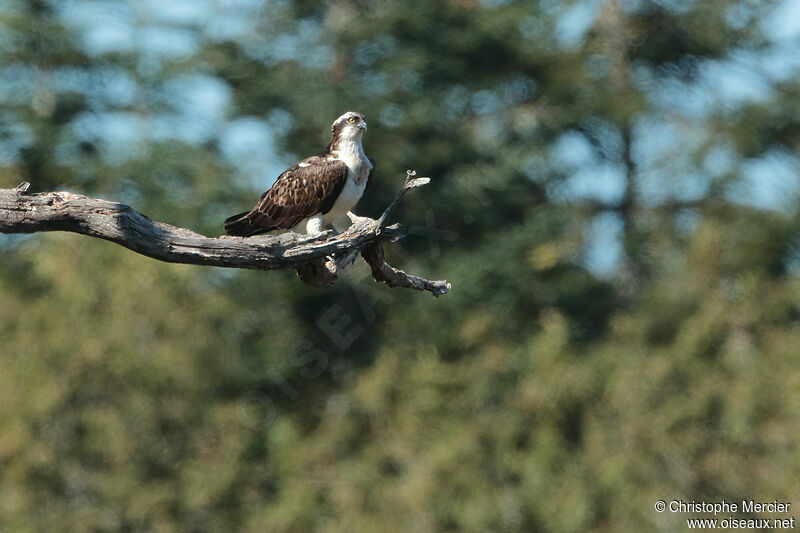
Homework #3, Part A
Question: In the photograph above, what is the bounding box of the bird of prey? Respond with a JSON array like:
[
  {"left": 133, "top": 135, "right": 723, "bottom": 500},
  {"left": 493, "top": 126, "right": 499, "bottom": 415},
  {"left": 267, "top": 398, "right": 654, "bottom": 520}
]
[{"left": 224, "top": 111, "right": 374, "bottom": 237}]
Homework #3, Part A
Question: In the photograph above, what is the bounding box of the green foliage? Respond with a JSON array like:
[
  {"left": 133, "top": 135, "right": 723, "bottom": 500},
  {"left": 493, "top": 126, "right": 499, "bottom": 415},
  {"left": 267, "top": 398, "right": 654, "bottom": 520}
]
[{"left": 2, "top": 0, "right": 800, "bottom": 531}]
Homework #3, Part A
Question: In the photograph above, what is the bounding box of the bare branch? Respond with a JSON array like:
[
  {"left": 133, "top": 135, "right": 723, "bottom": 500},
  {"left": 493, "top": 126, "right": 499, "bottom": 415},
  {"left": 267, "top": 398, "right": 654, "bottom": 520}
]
[
  {"left": 0, "top": 172, "right": 451, "bottom": 296},
  {"left": 361, "top": 243, "right": 451, "bottom": 297},
  {"left": 374, "top": 170, "right": 431, "bottom": 232}
]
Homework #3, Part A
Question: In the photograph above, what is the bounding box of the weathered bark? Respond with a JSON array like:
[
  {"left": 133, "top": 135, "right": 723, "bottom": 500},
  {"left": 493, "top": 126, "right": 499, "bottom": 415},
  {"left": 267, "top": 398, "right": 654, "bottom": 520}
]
[{"left": 0, "top": 172, "right": 451, "bottom": 296}]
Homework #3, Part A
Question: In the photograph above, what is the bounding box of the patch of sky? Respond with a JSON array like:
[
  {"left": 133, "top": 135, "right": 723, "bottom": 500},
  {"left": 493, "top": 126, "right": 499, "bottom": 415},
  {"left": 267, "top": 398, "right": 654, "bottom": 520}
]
[
  {"left": 725, "top": 1, "right": 757, "bottom": 31},
  {"left": 140, "top": 0, "right": 208, "bottom": 25},
  {"left": 523, "top": 154, "right": 549, "bottom": 183},
  {"left": 471, "top": 90, "right": 501, "bottom": 115},
  {"left": 551, "top": 130, "right": 595, "bottom": 169},
  {"left": 764, "top": 0, "right": 800, "bottom": 42},
  {"left": 631, "top": 115, "right": 679, "bottom": 170},
  {"left": 149, "top": 114, "right": 214, "bottom": 145},
  {"left": 646, "top": 70, "right": 714, "bottom": 119},
  {"left": 480, "top": 0, "right": 512, "bottom": 8},
  {"left": 540, "top": 0, "right": 567, "bottom": 18},
  {"left": 295, "top": 18, "right": 324, "bottom": 44},
  {"left": 219, "top": 117, "right": 291, "bottom": 191},
  {"left": 581, "top": 117, "right": 624, "bottom": 160},
  {"left": 241, "top": 18, "right": 328, "bottom": 68},
  {"left": 501, "top": 77, "right": 536, "bottom": 106},
  {"left": 295, "top": 19, "right": 331, "bottom": 69},
  {"left": 629, "top": 60, "right": 656, "bottom": 94},
  {"left": 566, "top": 163, "right": 627, "bottom": 204},
  {"left": 69, "top": 111, "right": 148, "bottom": 164},
  {"left": 192, "top": 0, "right": 268, "bottom": 42},
  {"left": 97, "top": 68, "right": 139, "bottom": 107},
  {"left": 265, "top": 108, "right": 294, "bottom": 132},
  {"left": 115, "top": 177, "right": 145, "bottom": 208},
  {"left": 0, "top": 112, "right": 33, "bottom": 166},
  {"left": 646, "top": 170, "right": 711, "bottom": 205},
  {"left": 53, "top": 66, "right": 138, "bottom": 108},
  {"left": 727, "top": 148, "right": 800, "bottom": 212},
  {"left": 0, "top": 65, "right": 35, "bottom": 106},
  {"left": 633, "top": 116, "right": 712, "bottom": 205},
  {"left": 137, "top": 26, "right": 199, "bottom": 59},
  {"left": 354, "top": 41, "right": 384, "bottom": 68},
  {"left": 204, "top": 9, "right": 251, "bottom": 42},
  {"left": 63, "top": 1, "right": 136, "bottom": 56},
  {"left": 555, "top": 0, "right": 599, "bottom": 49},
  {"left": 72, "top": 111, "right": 144, "bottom": 146},
  {"left": 583, "top": 212, "right": 624, "bottom": 278},
  {"left": 245, "top": 34, "right": 300, "bottom": 65},
  {"left": 135, "top": 54, "right": 164, "bottom": 80},
  {"left": 701, "top": 57, "right": 773, "bottom": 109},
  {"left": 729, "top": 45, "right": 800, "bottom": 84},
  {"left": 143, "top": 74, "right": 231, "bottom": 144},
  {"left": 51, "top": 67, "right": 92, "bottom": 96},
  {"left": 83, "top": 21, "right": 135, "bottom": 56},
  {"left": 304, "top": 43, "right": 334, "bottom": 70},
  {"left": 0, "top": 20, "right": 18, "bottom": 54},
  {"left": 163, "top": 74, "right": 231, "bottom": 125},
  {"left": 702, "top": 142, "right": 737, "bottom": 178},
  {"left": 643, "top": 30, "right": 790, "bottom": 117},
  {"left": 620, "top": 0, "right": 647, "bottom": 11},
  {"left": 65, "top": 1, "right": 203, "bottom": 61},
  {"left": 0, "top": 233, "right": 34, "bottom": 251},
  {"left": 550, "top": 130, "right": 627, "bottom": 204}
]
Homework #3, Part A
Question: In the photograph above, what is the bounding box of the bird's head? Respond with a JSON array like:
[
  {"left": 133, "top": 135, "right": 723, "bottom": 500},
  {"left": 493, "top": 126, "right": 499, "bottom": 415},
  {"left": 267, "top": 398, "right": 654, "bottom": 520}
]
[{"left": 331, "top": 111, "right": 367, "bottom": 145}]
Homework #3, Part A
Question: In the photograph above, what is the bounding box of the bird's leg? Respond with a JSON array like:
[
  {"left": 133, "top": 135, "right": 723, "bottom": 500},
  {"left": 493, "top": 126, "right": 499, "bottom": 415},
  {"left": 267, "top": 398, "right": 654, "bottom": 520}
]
[{"left": 303, "top": 213, "right": 328, "bottom": 238}]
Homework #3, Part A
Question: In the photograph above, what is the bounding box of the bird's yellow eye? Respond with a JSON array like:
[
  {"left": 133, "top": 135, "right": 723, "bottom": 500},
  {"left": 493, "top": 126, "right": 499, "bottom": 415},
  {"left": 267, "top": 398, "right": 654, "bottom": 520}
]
[{"left": 348, "top": 117, "right": 356, "bottom": 124}]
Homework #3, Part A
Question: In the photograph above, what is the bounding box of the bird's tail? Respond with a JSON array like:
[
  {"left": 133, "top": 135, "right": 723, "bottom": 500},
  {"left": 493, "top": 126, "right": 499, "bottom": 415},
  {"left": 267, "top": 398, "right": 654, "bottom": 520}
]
[{"left": 224, "top": 211, "right": 256, "bottom": 236}]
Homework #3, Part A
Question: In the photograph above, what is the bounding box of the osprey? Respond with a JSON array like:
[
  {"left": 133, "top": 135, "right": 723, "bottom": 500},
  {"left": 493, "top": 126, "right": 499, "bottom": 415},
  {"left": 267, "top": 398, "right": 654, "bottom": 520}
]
[{"left": 224, "top": 111, "right": 374, "bottom": 237}]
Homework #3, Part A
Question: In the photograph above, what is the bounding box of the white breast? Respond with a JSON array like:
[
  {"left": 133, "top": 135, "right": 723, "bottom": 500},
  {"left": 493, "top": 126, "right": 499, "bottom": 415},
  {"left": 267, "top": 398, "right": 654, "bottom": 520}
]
[{"left": 325, "top": 138, "right": 372, "bottom": 222}]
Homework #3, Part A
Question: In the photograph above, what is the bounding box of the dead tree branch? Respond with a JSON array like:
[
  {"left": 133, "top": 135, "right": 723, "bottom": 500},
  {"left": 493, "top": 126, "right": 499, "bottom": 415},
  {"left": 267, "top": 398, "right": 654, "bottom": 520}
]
[{"left": 0, "top": 171, "right": 451, "bottom": 296}]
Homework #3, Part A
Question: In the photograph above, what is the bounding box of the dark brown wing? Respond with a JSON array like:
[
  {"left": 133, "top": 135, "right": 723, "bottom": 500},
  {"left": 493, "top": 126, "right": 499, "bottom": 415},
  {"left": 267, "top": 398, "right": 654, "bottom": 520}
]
[
  {"left": 224, "top": 155, "right": 348, "bottom": 236},
  {"left": 363, "top": 157, "right": 376, "bottom": 196}
]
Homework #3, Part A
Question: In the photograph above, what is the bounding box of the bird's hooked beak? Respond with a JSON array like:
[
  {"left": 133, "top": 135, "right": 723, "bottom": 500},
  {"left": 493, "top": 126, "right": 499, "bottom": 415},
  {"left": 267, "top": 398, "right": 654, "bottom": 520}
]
[{"left": 358, "top": 121, "right": 367, "bottom": 131}]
